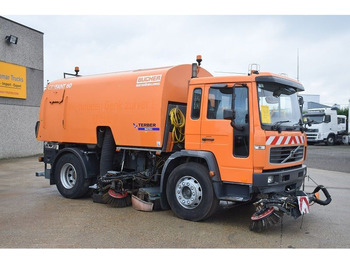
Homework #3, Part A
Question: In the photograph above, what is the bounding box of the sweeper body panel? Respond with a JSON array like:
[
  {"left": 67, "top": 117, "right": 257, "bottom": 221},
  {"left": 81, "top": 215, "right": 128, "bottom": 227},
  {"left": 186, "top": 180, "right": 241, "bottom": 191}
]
[
  {"left": 36, "top": 58, "right": 331, "bottom": 232},
  {"left": 37, "top": 65, "right": 212, "bottom": 149}
]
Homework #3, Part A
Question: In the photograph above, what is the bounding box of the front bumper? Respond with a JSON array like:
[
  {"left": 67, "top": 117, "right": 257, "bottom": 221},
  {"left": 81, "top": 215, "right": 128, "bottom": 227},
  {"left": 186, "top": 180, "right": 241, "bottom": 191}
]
[
  {"left": 306, "top": 132, "right": 326, "bottom": 143},
  {"left": 253, "top": 165, "right": 306, "bottom": 194}
]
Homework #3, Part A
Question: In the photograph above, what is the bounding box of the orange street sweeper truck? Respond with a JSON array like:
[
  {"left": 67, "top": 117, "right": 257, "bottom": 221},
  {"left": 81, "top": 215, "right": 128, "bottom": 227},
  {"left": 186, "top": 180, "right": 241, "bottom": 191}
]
[{"left": 35, "top": 56, "right": 331, "bottom": 232}]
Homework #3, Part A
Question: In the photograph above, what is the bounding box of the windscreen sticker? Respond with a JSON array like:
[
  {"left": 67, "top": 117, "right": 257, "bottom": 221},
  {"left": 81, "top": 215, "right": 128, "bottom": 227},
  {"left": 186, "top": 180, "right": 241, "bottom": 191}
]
[
  {"left": 133, "top": 123, "right": 159, "bottom": 131},
  {"left": 260, "top": 105, "right": 271, "bottom": 124}
]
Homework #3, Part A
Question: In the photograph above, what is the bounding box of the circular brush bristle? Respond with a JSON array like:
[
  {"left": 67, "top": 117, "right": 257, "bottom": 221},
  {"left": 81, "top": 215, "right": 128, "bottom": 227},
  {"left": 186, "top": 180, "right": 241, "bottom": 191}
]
[
  {"left": 102, "top": 189, "right": 132, "bottom": 208},
  {"left": 249, "top": 208, "right": 283, "bottom": 232}
]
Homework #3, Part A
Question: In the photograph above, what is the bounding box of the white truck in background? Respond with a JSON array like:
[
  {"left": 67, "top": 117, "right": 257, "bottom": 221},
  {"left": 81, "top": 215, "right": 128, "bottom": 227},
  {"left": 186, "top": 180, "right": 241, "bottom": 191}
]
[{"left": 304, "top": 107, "right": 348, "bottom": 145}]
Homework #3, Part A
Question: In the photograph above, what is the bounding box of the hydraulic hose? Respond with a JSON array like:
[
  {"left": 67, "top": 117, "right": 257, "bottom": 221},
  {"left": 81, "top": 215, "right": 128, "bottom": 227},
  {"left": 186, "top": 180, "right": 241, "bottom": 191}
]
[
  {"left": 311, "top": 185, "right": 332, "bottom": 206},
  {"left": 169, "top": 107, "right": 185, "bottom": 143}
]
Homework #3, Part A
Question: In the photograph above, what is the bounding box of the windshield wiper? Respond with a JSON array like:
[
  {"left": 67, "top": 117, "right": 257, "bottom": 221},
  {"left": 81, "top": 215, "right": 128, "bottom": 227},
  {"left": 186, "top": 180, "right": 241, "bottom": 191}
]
[
  {"left": 291, "top": 119, "right": 305, "bottom": 132},
  {"left": 271, "top": 120, "right": 290, "bottom": 133}
]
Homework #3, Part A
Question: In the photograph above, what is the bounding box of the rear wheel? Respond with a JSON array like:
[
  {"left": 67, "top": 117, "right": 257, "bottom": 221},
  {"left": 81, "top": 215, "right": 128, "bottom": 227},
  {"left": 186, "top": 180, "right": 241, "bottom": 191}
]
[
  {"left": 54, "top": 153, "right": 90, "bottom": 199},
  {"left": 166, "top": 163, "right": 219, "bottom": 221}
]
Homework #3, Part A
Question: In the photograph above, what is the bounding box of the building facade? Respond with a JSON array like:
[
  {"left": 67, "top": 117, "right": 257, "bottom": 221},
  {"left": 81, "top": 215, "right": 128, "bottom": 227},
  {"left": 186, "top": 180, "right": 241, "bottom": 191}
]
[
  {"left": 300, "top": 94, "right": 320, "bottom": 111},
  {"left": 0, "top": 16, "right": 43, "bottom": 158}
]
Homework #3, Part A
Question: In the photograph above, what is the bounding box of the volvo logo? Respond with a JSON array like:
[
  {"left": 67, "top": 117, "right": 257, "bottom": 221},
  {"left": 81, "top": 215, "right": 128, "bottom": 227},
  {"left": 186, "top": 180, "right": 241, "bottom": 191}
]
[{"left": 281, "top": 145, "right": 301, "bottom": 164}]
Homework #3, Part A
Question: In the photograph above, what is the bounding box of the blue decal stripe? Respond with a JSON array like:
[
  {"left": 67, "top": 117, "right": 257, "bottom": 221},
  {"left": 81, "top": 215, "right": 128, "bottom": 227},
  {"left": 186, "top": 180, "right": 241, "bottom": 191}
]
[{"left": 138, "top": 128, "right": 160, "bottom": 131}]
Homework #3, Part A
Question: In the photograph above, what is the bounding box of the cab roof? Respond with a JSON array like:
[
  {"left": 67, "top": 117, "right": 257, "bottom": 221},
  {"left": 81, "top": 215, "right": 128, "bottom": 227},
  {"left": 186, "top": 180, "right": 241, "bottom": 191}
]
[{"left": 191, "top": 72, "right": 304, "bottom": 92}]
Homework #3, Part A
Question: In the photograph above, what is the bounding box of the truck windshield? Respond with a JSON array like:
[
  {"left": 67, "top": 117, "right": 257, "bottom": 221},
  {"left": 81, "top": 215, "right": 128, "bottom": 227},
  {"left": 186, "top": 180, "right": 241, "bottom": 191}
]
[
  {"left": 257, "top": 83, "right": 302, "bottom": 131},
  {"left": 305, "top": 115, "right": 324, "bottom": 124}
]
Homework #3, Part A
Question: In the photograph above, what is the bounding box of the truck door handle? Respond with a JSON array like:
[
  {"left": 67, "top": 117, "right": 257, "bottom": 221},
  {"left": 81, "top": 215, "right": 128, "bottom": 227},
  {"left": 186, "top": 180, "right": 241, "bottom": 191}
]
[{"left": 202, "top": 137, "right": 215, "bottom": 141}]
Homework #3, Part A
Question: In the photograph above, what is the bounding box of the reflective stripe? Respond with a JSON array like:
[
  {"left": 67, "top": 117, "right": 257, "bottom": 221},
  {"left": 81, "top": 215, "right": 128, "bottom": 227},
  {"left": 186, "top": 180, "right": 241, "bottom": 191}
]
[
  {"left": 276, "top": 136, "right": 284, "bottom": 145},
  {"left": 266, "top": 135, "right": 305, "bottom": 145},
  {"left": 266, "top": 136, "right": 275, "bottom": 145}
]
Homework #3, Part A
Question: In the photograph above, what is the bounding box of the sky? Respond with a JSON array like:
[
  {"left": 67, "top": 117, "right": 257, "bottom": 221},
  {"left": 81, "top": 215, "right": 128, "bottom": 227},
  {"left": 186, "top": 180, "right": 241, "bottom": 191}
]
[{"left": 4, "top": 3, "right": 350, "bottom": 107}]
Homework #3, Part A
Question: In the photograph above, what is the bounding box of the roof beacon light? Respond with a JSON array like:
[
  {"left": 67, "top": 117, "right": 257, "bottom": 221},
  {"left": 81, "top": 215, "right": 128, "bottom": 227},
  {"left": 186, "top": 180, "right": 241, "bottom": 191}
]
[
  {"left": 75, "top": 66, "right": 80, "bottom": 76},
  {"left": 248, "top": 64, "right": 260, "bottom": 75},
  {"left": 196, "top": 55, "right": 202, "bottom": 67},
  {"left": 63, "top": 66, "right": 81, "bottom": 78},
  {"left": 192, "top": 55, "right": 202, "bottom": 78}
]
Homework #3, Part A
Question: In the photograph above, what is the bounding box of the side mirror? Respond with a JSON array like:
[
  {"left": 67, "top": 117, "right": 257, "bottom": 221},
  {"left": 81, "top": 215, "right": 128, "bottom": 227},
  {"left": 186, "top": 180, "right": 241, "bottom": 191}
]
[
  {"left": 298, "top": 95, "right": 304, "bottom": 113},
  {"left": 223, "top": 109, "right": 234, "bottom": 120},
  {"left": 298, "top": 96, "right": 304, "bottom": 106},
  {"left": 223, "top": 109, "right": 244, "bottom": 131}
]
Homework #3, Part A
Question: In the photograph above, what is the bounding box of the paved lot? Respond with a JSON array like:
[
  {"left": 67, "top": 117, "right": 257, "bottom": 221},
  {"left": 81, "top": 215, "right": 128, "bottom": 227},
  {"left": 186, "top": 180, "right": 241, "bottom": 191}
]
[
  {"left": 305, "top": 144, "right": 350, "bottom": 173},
  {"left": 0, "top": 156, "right": 349, "bottom": 248}
]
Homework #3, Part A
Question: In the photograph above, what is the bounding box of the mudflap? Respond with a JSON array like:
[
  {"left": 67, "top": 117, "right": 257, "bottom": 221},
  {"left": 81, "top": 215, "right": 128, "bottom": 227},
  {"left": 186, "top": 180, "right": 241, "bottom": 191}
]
[{"left": 249, "top": 185, "right": 332, "bottom": 233}]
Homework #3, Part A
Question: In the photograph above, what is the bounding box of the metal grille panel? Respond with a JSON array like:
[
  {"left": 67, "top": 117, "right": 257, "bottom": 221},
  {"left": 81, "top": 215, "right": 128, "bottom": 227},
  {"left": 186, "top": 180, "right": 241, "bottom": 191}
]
[{"left": 270, "top": 146, "right": 304, "bottom": 164}]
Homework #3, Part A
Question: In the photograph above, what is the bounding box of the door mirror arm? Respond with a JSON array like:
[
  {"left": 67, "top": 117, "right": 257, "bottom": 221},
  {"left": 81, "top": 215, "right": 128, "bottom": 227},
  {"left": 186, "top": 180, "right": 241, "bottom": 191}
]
[{"left": 230, "top": 122, "right": 244, "bottom": 131}]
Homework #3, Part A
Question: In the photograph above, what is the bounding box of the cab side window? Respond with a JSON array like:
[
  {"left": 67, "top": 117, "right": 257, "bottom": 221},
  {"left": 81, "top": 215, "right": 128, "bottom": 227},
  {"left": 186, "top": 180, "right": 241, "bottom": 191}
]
[
  {"left": 191, "top": 88, "right": 202, "bottom": 120},
  {"left": 207, "top": 88, "right": 232, "bottom": 119},
  {"left": 234, "top": 87, "right": 249, "bottom": 157}
]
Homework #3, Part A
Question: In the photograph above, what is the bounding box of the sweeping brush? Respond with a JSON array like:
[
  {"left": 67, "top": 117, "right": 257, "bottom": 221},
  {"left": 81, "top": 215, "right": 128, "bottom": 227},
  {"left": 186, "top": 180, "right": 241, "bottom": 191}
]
[
  {"left": 249, "top": 207, "right": 284, "bottom": 232},
  {"left": 102, "top": 188, "right": 132, "bottom": 208}
]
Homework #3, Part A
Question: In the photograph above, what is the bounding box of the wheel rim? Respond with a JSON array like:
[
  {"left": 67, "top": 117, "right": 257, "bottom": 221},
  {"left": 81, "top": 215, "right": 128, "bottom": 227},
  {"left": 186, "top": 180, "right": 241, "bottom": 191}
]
[
  {"left": 175, "top": 176, "right": 202, "bottom": 209},
  {"left": 60, "top": 163, "right": 77, "bottom": 189}
]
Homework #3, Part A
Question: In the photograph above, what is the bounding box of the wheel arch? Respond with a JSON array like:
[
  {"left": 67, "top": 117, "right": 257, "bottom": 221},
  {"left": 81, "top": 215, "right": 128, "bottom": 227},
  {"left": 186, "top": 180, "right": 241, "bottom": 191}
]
[
  {"left": 51, "top": 147, "right": 98, "bottom": 184},
  {"left": 159, "top": 150, "right": 221, "bottom": 210},
  {"left": 96, "top": 126, "right": 115, "bottom": 148}
]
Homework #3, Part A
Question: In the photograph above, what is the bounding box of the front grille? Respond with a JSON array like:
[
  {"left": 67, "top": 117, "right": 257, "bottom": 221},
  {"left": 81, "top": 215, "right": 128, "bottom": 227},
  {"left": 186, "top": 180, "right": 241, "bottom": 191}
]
[
  {"left": 306, "top": 129, "right": 318, "bottom": 133},
  {"left": 306, "top": 134, "right": 317, "bottom": 140},
  {"left": 270, "top": 145, "right": 304, "bottom": 164}
]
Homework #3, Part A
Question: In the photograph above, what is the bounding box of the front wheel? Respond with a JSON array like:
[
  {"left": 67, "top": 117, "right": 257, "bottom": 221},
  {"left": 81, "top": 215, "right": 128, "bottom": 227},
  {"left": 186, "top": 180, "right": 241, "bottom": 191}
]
[
  {"left": 166, "top": 163, "right": 219, "bottom": 221},
  {"left": 326, "top": 134, "right": 335, "bottom": 146},
  {"left": 54, "top": 153, "right": 90, "bottom": 199}
]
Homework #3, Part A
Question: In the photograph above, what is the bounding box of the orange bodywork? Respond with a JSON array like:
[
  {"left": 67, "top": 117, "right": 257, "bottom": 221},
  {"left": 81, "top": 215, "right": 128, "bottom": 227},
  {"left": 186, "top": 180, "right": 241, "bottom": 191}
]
[
  {"left": 37, "top": 65, "right": 306, "bottom": 185},
  {"left": 185, "top": 73, "right": 307, "bottom": 184},
  {"left": 37, "top": 65, "right": 212, "bottom": 149}
]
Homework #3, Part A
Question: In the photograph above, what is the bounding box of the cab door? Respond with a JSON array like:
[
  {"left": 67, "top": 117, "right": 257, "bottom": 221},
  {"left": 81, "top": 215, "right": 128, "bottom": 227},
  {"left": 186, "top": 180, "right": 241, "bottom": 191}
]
[{"left": 200, "top": 84, "right": 253, "bottom": 184}]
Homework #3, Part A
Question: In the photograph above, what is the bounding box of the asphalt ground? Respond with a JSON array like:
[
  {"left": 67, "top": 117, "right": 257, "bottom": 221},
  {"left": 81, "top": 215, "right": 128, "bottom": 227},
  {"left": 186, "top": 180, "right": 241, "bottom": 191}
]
[
  {"left": 0, "top": 154, "right": 349, "bottom": 250},
  {"left": 305, "top": 144, "right": 350, "bottom": 173}
]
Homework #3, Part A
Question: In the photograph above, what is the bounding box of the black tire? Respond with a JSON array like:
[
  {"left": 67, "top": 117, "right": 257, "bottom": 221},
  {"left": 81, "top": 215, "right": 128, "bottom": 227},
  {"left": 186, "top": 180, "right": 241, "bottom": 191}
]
[
  {"left": 326, "top": 134, "right": 335, "bottom": 146},
  {"left": 166, "top": 162, "right": 219, "bottom": 222},
  {"left": 54, "top": 153, "right": 90, "bottom": 199}
]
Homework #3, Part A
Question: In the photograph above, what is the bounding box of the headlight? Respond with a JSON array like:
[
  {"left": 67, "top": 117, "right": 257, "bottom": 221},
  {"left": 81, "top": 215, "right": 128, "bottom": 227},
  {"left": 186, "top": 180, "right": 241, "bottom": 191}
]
[{"left": 267, "top": 175, "right": 275, "bottom": 184}]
